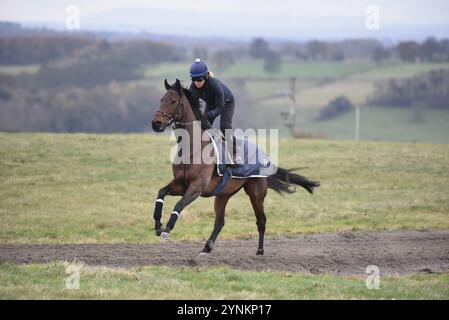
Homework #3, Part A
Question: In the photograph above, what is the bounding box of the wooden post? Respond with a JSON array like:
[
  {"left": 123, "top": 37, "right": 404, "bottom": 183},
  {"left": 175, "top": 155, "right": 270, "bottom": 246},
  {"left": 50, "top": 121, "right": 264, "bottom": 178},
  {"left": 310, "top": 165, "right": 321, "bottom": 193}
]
[
  {"left": 355, "top": 105, "right": 360, "bottom": 141},
  {"left": 275, "top": 77, "right": 298, "bottom": 135},
  {"left": 289, "top": 77, "right": 296, "bottom": 132}
]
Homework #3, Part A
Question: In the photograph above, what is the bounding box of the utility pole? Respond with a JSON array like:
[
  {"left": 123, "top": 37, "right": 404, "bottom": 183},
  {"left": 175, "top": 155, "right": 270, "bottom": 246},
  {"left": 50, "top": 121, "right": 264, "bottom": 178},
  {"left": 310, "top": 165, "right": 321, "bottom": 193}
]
[
  {"left": 256, "top": 77, "right": 298, "bottom": 136},
  {"left": 355, "top": 105, "right": 360, "bottom": 141},
  {"left": 279, "top": 77, "right": 297, "bottom": 134}
]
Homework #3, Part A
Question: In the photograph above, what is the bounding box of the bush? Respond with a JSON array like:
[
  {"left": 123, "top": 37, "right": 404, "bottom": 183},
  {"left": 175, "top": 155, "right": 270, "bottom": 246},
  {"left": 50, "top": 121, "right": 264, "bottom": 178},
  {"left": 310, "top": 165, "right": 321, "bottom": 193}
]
[
  {"left": 315, "top": 96, "right": 355, "bottom": 121},
  {"left": 263, "top": 50, "right": 281, "bottom": 74}
]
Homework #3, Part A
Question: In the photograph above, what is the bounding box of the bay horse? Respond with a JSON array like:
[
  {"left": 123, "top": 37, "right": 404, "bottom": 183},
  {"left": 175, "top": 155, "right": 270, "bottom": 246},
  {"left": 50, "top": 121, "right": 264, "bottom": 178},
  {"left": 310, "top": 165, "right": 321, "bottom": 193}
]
[{"left": 151, "top": 79, "right": 319, "bottom": 255}]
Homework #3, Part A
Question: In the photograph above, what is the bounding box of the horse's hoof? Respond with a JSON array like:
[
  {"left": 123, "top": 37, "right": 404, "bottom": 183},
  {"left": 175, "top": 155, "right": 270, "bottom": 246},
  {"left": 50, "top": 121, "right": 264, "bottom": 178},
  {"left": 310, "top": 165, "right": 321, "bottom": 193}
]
[
  {"left": 199, "top": 251, "right": 209, "bottom": 255},
  {"left": 155, "top": 227, "right": 163, "bottom": 237},
  {"left": 200, "top": 240, "right": 214, "bottom": 254},
  {"left": 160, "top": 232, "right": 170, "bottom": 240},
  {"left": 256, "top": 249, "right": 264, "bottom": 255},
  {"left": 206, "top": 240, "right": 214, "bottom": 251}
]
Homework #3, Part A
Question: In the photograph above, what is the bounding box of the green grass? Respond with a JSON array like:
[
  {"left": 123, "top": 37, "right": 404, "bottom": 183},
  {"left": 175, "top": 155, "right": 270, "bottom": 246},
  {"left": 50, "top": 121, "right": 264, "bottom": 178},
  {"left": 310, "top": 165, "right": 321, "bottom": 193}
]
[
  {"left": 247, "top": 61, "right": 449, "bottom": 142},
  {"left": 244, "top": 101, "right": 449, "bottom": 143},
  {"left": 2, "top": 62, "right": 448, "bottom": 300},
  {"left": 258, "top": 62, "right": 449, "bottom": 108},
  {"left": 222, "top": 59, "right": 375, "bottom": 79},
  {"left": 0, "top": 64, "right": 40, "bottom": 75},
  {"left": 141, "top": 59, "right": 375, "bottom": 81},
  {"left": 351, "top": 62, "right": 449, "bottom": 80},
  {"left": 297, "top": 106, "right": 449, "bottom": 143},
  {"left": 297, "top": 79, "right": 375, "bottom": 107},
  {"left": 1, "top": 133, "right": 448, "bottom": 300},
  {"left": 142, "top": 62, "right": 187, "bottom": 81},
  {"left": 1, "top": 133, "right": 449, "bottom": 244},
  {"left": 0, "top": 263, "right": 448, "bottom": 299}
]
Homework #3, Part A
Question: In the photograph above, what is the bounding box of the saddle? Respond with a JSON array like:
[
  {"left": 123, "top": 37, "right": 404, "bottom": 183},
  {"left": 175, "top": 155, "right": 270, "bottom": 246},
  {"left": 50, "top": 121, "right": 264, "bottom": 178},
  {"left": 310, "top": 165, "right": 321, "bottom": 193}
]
[{"left": 204, "top": 129, "right": 276, "bottom": 178}]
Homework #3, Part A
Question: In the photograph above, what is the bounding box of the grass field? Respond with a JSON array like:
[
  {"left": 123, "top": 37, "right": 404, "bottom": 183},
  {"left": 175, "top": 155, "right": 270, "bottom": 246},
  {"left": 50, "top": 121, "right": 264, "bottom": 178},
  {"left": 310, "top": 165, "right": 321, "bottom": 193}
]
[
  {"left": 141, "top": 59, "right": 449, "bottom": 143},
  {"left": 297, "top": 106, "right": 449, "bottom": 143},
  {"left": 1, "top": 133, "right": 448, "bottom": 244},
  {"left": 0, "top": 134, "right": 449, "bottom": 243},
  {"left": 241, "top": 61, "right": 449, "bottom": 142},
  {"left": 248, "top": 61, "right": 449, "bottom": 106},
  {"left": 142, "top": 59, "right": 375, "bottom": 82},
  {"left": 350, "top": 62, "right": 449, "bottom": 80},
  {"left": 1, "top": 133, "right": 448, "bottom": 299},
  {"left": 0, "top": 64, "right": 40, "bottom": 75},
  {"left": 243, "top": 102, "right": 449, "bottom": 143},
  {"left": 3, "top": 58, "right": 449, "bottom": 299},
  {"left": 1, "top": 262, "right": 448, "bottom": 299}
]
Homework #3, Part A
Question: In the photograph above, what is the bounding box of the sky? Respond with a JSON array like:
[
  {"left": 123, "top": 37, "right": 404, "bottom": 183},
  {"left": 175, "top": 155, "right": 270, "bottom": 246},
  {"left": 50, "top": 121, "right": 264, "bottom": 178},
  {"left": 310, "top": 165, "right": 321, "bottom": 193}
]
[{"left": 1, "top": 0, "right": 449, "bottom": 39}]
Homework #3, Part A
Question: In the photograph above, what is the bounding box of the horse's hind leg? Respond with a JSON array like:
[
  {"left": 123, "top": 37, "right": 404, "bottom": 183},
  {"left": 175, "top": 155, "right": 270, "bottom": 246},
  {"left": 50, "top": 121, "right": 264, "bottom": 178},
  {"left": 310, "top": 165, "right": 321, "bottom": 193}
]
[
  {"left": 153, "top": 180, "right": 183, "bottom": 236},
  {"left": 244, "top": 178, "right": 268, "bottom": 255},
  {"left": 201, "top": 194, "right": 231, "bottom": 254}
]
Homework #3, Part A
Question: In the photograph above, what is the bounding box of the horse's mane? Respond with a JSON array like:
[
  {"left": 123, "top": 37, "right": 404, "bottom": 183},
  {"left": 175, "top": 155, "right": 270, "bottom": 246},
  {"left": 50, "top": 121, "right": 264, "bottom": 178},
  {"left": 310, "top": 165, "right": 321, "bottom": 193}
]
[{"left": 181, "top": 87, "right": 203, "bottom": 121}]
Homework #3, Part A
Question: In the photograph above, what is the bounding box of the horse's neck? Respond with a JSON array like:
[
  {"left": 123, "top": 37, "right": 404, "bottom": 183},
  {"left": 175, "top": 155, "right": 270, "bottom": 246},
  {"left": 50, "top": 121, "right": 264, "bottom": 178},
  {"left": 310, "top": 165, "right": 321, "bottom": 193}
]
[
  {"left": 180, "top": 95, "right": 197, "bottom": 124},
  {"left": 177, "top": 96, "right": 213, "bottom": 162}
]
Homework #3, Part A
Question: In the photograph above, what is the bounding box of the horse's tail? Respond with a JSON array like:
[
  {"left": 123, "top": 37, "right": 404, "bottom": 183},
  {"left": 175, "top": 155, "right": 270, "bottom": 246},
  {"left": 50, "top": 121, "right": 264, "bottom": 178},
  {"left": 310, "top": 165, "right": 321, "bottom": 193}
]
[{"left": 267, "top": 166, "right": 320, "bottom": 195}]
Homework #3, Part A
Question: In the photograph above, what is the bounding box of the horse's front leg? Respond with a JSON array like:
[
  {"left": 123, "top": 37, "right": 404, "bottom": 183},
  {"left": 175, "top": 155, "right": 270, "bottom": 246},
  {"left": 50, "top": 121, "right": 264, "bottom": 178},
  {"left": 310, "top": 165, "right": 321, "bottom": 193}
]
[
  {"left": 153, "top": 184, "right": 171, "bottom": 236},
  {"left": 160, "top": 180, "right": 203, "bottom": 240},
  {"left": 153, "top": 180, "right": 183, "bottom": 236}
]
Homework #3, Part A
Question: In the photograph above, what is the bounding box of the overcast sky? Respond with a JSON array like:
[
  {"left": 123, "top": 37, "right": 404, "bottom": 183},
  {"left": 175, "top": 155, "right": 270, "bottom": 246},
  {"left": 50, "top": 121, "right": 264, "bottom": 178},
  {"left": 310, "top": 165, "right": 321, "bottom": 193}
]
[
  {"left": 1, "top": 0, "right": 448, "bottom": 24},
  {"left": 1, "top": 0, "right": 448, "bottom": 40}
]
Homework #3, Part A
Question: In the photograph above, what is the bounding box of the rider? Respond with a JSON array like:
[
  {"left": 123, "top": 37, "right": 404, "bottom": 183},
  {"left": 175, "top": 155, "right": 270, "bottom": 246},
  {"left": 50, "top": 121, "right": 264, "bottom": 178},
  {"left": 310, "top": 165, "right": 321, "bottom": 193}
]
[{"left": 188, "top": 58, "right": 241, "bottom": 164}]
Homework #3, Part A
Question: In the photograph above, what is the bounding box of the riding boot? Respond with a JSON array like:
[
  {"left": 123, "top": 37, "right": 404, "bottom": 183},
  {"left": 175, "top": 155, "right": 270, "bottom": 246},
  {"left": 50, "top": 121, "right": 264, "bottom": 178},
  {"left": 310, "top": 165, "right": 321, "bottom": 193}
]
[
  {"left": 228, "top": 136, "right": 242, "bottom": 167},
  {"left": 233, "top": 136, "right": 243, "bottom": 165}
]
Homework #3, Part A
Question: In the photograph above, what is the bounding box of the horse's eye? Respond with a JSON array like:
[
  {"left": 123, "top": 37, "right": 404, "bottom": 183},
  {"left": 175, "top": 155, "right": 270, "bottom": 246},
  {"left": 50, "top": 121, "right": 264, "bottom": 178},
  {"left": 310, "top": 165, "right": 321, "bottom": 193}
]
[{"left": 172, "top": 100, "right": 177, "bottom": 104}]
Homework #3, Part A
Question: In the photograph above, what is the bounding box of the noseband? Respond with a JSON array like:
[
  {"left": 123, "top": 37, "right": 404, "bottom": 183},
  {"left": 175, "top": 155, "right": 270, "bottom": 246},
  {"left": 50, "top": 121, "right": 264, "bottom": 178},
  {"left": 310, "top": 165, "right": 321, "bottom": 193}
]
[{"left": 156, "top": 93, "right": 185, "bottom": 128}]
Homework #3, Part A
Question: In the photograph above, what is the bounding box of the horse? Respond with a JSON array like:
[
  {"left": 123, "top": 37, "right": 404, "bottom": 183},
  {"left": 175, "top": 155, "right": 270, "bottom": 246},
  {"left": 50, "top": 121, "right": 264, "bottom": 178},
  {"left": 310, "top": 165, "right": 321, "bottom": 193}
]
[{"left": 151, "top": 79, "right": 320, "bottom": 255}]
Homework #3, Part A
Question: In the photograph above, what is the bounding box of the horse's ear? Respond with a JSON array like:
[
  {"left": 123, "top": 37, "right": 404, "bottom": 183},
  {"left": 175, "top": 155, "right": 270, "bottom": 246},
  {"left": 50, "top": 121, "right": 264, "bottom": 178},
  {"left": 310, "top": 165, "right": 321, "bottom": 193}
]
[
  {"left": 164, "top": 79, "right": 171, "bottom": 91},
  {"left": 174, "top": 79, "right": 181, "bottom": 90}
]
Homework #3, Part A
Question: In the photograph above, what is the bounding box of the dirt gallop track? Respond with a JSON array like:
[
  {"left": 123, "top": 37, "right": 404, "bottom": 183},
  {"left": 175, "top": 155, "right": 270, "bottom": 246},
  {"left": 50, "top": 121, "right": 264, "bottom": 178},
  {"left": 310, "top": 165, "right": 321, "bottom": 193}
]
[{"left": 1, "top": 230, "right": 449, "bottom": 275}]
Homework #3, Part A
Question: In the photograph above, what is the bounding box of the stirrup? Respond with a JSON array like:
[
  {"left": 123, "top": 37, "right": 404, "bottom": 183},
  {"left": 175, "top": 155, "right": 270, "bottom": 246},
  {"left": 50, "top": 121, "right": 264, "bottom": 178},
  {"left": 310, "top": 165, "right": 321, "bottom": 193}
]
[
  {"left": 234, "top": 154, "right": 243, "bottom": 165},
  {"left": 227, "top": 153, "right": 242, "bottom": 167}
]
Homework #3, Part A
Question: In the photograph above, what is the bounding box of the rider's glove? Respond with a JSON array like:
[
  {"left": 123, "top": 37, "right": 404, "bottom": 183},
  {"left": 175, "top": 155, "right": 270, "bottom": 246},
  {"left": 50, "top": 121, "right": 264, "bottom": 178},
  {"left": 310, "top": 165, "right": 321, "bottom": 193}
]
[{"left": 201, "top": 117, "right": 211, "bottom": 130}]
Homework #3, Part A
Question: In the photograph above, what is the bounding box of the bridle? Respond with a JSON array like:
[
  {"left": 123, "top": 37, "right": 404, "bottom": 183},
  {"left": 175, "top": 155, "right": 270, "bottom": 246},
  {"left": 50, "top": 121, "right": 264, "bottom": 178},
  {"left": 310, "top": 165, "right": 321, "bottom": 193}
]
[{"left": 156, "top": 91, "right": 195, "bottom": 129}]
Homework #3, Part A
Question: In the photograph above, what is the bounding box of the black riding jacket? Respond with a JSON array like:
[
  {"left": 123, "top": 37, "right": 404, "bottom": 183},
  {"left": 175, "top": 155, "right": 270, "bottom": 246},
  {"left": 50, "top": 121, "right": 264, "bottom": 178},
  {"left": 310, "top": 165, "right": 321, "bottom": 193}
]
[{"left": 189, "top": 77, "right": 234, "bottom": 120}]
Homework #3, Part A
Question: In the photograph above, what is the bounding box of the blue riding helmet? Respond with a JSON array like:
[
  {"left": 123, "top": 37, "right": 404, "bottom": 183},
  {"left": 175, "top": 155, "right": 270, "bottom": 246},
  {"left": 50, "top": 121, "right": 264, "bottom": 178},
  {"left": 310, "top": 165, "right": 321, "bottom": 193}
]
[{"left": 190, "top": 58, "right": 208, "bottom": 79}]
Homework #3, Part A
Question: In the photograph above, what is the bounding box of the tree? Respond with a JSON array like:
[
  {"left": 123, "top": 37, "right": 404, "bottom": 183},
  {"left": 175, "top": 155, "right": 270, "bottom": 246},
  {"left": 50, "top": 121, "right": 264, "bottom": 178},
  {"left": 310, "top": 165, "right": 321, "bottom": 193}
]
[
  {"left": 368, "top": 69, "right": 449, "bottom": 109},
  {"left": 421, "top": 37, "right": 441, "bottom": 62},
  {"left": 212, "top": 49, "right": 235, "bottom": 71},
  {"left": 440, "top": 39, "right": 449, "bottom": 61},
  {"left": 372, "top": 47, "right": 391, "bottom": 65},
  {"left": 193, "top": 47, "right": 208, "bottom": 60},
  {"left": 249, "top": 38, "right": 270, "bottom": 59},
  {"left": 263, "top": 50, "right": 281, "bottom": 73},
  {"left": 306, "top": 40, "right": 327, "bottom": 60},
  {"left": 396, "top": 41, "right": 421, "bottom": 62}
]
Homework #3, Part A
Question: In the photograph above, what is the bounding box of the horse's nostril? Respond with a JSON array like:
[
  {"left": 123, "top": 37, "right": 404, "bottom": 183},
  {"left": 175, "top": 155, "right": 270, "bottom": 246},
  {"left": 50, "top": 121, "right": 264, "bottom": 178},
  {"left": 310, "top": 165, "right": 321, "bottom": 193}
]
[{"left": 152, "top": 121, "right": 163, "bottom": 132}]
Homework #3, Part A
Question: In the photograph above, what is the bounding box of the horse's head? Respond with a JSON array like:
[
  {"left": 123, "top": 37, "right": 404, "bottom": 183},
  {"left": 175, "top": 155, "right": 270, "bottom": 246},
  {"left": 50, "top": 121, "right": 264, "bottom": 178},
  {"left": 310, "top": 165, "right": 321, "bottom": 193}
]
[{"left": 151, "top": 79, "right": 184, "bottom": 132}]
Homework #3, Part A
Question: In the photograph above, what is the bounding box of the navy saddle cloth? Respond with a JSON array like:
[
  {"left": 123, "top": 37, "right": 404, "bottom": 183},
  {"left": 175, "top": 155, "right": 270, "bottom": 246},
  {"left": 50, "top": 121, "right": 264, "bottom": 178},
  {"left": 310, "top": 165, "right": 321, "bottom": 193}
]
[{"left": 204, "top": 129, "right": 276, "bottom": 178}]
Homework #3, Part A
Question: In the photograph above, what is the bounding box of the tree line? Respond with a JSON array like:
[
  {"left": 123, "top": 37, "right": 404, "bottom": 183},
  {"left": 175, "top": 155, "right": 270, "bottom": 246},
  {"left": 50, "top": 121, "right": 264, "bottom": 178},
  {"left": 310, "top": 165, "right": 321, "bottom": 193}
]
[
  {"left": 0, "top": 82, "right": 160, "bottom": 133},
  {"left": 0, "top": 29, "right": 184, "bottom": 132},
  {"left": 368, "top": 69, "right": 449, "bottom": 109},
  {"left": 246, "top": 37, "right": 449, "bottom": 66},
  {"left": 2, "top": 23, "right": 449, "bottom": 132}
]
